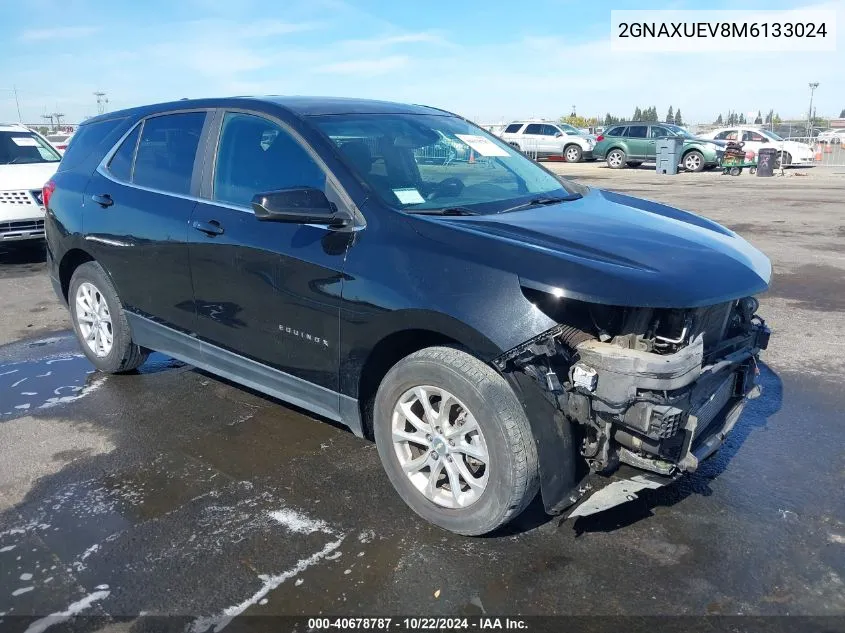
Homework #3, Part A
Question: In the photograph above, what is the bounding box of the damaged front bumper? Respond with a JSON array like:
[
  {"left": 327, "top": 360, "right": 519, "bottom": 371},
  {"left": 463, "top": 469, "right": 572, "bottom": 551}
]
[{"left": 495, "top": 305, "right": 771, "bottom": 519}]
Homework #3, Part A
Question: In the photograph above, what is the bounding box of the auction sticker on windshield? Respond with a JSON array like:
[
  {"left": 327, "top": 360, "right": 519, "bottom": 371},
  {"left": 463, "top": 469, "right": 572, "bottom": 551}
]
[
  {"left": 393, "top": 188, "right": 425, "bottom": 205},
  {"left": 455, "top": 134, "right": 510, "bottom": 157},
  {"left": 11, "top": 137, "right": 39, "bottom": 146}
]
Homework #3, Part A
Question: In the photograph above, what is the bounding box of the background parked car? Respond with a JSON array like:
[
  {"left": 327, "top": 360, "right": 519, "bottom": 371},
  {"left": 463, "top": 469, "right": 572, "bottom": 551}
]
[
  {"left": 817, "top": 128, "right": 845, "bottom": 144},
  {"left": 592, "top": 122, "right": 724, "bottom": 172},
  {"left": 45, "top": 132, "right": 75, "bottom": 154},
  {"left": 0, "top": 123, "right": 61, "bottom": 243},
  {"left": 702, "top": 127, "right": 815, "bottom": 168},
  {"left": 499, "top": 121, "right": 595, "bottom": 163}
]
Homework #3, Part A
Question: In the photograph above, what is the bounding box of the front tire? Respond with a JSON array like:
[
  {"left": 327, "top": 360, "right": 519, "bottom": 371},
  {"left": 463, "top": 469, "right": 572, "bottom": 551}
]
[
  {"left": 775, "top": 152, "right": 792, "bottom": 169},
  {"left": 69, "top": 261, "right": 148, "bottom": 373},
  {"left": 373, "top": 347, "right": 539, "bottom": 535},
  {"left": 682, "top": 150, "right": 705, "bottom": 172},
  {"left": 606, "top": 148, "right": 626, "bottom": 169},
  {"left": 564, "top": 144, "right": 583, "bottom": 163}
]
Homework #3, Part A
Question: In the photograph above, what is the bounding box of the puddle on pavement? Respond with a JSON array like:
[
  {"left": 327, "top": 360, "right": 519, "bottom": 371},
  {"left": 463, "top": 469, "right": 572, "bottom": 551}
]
[
  {"left": 0, "top": 353, "right": 100, "bottom": 417},
  {"left": 0, "top": 350, "right": 184, "bottom": 419}
]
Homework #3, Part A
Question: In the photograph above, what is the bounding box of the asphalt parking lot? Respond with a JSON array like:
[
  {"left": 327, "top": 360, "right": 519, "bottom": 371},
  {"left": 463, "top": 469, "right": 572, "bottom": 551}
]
[{"left": 1, "top": 163, "right": 844, "bottom": 629}]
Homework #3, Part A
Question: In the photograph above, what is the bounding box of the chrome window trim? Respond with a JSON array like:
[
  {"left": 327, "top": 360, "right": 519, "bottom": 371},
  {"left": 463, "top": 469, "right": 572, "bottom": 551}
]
[
  {"left": 95, "top": 106, "right": 365, "bottom": 231},
  {"left": 96, "top": 108, "right": 213, "bottom": 202}
]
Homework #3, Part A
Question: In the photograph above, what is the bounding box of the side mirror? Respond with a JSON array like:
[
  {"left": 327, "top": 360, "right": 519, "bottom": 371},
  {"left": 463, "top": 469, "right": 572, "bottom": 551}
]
[
  {"left": 554, "top": 132, "right": 563, "bottom": 138},
  {"left": 251, "top": 188, "right": 351, "bottom": 228}
]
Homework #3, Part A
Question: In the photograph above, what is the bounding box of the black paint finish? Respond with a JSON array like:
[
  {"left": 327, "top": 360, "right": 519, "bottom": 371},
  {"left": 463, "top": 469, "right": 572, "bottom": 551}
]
[{"left": 44, "top": 96, "right": 772, "bottom": 508}]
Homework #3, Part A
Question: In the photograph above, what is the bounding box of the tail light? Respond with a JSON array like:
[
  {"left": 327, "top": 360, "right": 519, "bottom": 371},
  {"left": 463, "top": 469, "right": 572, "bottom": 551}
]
[
  {"left": 42, "top": 180, "right": 56, "bottom": 209},
  {"left": 596, "top": 135, "right": 605, "bottom": 142}
]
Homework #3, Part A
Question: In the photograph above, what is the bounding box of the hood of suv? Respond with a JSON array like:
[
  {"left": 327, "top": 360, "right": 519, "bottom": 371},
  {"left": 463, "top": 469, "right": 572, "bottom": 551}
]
[
  {"left": 415, "top": 188, "right": 771, "bottom": 308},
  {"left": 0, "top": 163, "right": 59, "bottom": 191}
]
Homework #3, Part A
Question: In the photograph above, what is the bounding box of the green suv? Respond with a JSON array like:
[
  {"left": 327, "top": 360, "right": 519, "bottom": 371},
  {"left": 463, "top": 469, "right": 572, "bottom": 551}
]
[{"left": 593, "top": 122, "right": 724, "bottom": 172}]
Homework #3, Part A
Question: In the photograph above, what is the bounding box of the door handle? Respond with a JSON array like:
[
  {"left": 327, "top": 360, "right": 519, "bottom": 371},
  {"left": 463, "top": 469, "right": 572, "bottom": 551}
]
[
  {"left": 91, "top": 193, "right": 113, "bottom": 208},
  {"left": 192, "top": 219, "right": 224, "bottom": 236}
]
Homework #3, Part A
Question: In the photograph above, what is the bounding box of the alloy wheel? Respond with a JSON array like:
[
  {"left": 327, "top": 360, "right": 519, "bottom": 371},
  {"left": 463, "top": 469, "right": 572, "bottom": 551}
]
[
  {"left": 75, "top": 282, "right": 113, "bottom": 357},
  {"left": 685, "top": 153, "right": 702, "bottom": 171},
  {"left": 607, "top": 150, "right": 624, "bottom": 168},
  {"left": 391, "top": 385, "right": 489, "bottom": 508},
  {"left": 565, "top": 147, "right": 580, "bottom": 162}
]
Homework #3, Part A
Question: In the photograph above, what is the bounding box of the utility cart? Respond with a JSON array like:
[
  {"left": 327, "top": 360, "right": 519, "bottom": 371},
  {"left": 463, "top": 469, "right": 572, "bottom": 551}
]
[{"left": 720, "top": 142, "right": 757, "bottom": 176}]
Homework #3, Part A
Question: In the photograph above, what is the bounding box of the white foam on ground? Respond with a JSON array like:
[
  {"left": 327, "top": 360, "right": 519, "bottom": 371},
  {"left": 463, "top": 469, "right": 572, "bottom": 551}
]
[
  {"left": 189, "top": 538, "right": 343, "bottom": 633},
  {"left": 268, "top": 508, "right": 332, "bottom": 535},
  {"left": 38, "top": 377, "right": 106, "bottom": 410},
  {"left": 0, "top": 546, "right": 15, "bottom": 553},
  {"left": 72, "top": 543, "right": 100, "bottom": 572},
  {"left": 23, "top": 589, "right": 110, "bottom": 633}
]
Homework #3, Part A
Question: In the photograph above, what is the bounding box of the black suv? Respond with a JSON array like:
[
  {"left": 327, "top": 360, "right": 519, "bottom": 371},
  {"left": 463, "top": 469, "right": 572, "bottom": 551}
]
[{"left": 45, "top": 97, "right": 771, "bottom": 535}]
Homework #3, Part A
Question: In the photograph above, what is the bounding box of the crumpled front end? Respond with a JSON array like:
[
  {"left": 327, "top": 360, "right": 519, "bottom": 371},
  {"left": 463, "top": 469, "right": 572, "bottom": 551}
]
[{"left": 494, "top": 291, "right": 771, "bottom": 518}]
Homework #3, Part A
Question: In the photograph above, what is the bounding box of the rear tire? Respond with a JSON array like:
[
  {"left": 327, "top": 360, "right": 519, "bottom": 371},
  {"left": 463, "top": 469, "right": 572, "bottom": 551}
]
[
  {"left": 564, "top": 145, "right": 583, "bottom": 163},
  {"left": 606, "top": 149, "right": 626, "bottom": 169},
  {"left": 69, "top": 261, "right": 148, "bottom": 373},
  {"left": 775, "top": 152, "right": 792, "bottom": 169},
  {"left": 373, "top": 346, "right": 539, "bottom": 535}
]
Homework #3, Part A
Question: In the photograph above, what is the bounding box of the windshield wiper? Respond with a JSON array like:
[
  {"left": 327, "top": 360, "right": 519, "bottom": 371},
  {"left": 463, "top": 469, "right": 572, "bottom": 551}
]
[
  {"left": 405, "top": 207, "right": 479, "bottom": 216},
  {"left": 498, "top": 194, "right": 582, "bottom": 214}
]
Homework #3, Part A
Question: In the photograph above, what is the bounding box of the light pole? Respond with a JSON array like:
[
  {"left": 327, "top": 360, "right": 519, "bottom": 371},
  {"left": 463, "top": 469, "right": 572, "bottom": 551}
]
[
  {"left": 0, "top": 87, "right": 23, "bottom": 121},
  {"left": 807, "top": 82, "right": 819, "bottom": 137}
]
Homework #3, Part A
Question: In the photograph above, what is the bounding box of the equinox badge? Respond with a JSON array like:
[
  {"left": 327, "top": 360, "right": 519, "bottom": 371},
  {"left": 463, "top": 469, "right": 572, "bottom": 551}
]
[{"left": 279, "top": 325, "right": 329, "bottom": 347}]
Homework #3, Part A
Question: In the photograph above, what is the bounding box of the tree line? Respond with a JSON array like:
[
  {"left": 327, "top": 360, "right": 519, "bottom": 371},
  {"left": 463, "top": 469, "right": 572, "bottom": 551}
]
[
  {"left": 714, "top": 109, "right": 781, "bottom": 126},
  {"left": 602, "top": 106, "right": 683, "bottom": 126}
]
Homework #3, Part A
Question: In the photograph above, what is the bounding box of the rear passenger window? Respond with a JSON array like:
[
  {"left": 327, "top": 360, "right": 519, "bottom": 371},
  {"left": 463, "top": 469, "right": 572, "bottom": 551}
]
[
  {"left": 626, "top": 126, "right": 648, "bottom": 138},
  {"left": 133, "top": 112, "right": 205, "bottom": 195},
  {"left": 504, "top": 123, "right": 523, "bottom": 134},
  {"left": 523, "top": 124, "right": 543, "bottom": 135},
  {"left": 213, "top": 112, "right": 326, "bottom": 208},
  {"left": 107, "top": 126, "right": 140, "bottom": 182}
]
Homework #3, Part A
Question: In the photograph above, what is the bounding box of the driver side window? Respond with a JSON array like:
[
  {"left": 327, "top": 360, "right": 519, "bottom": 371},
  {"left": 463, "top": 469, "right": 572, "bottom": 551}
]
[{"left": 213, "top": 112, "right": 326, "bottom": 208}]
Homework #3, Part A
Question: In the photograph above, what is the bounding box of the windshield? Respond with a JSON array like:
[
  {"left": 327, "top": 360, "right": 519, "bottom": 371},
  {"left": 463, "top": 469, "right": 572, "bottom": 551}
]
[
  {"left": 760, "top": 129, "right": 784, "bottom": 141},
  {"left": 0, "top": 131, "right": 61, "bottom": 165},
  {"left": 312, "top": 113, "right": 578, "bottom": 214},
  {"left": 557, "top": 123, "right": 580, "bottom": 134},
  {"left": 665, "top": 125, "right": 696, "bottom": 139}
]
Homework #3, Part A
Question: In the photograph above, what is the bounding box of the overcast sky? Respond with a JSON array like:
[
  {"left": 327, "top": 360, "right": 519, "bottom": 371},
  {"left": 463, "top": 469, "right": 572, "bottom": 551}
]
[{"left": 2, "top": 0, "right": 843, "bottom": 125}]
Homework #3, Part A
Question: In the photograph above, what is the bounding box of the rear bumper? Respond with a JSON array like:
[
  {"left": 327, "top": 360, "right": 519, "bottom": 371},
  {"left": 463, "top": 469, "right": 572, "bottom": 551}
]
[{"left": 46, "top": 247, "right": 65, "bottom": 305}]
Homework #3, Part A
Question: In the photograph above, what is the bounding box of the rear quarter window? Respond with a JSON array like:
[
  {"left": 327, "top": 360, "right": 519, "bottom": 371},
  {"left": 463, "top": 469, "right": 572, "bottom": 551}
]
[
  {"left": 504, "top": 124, "right": 523, "bottom": 134},
  {"left": 58, "top": 117, "right": 128, "bottom": 172}
]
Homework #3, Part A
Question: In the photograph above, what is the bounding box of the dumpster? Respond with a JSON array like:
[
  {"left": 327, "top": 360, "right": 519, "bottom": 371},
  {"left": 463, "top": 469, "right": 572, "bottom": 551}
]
[
  {"left": 656, "top": 137, "right": 683, "bottom": 175},
  {"left": 756, "top": 147, "right": 777, "bottom": 177}
]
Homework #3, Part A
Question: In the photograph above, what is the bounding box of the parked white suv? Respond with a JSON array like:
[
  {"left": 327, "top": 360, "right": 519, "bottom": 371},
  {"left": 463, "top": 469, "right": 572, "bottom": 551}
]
[
  {"left": 499, "top": 121, "right": 595, "bottom": 162},
  {"left": 0, "top": 123, "right": 61, "bottom": 243}
]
